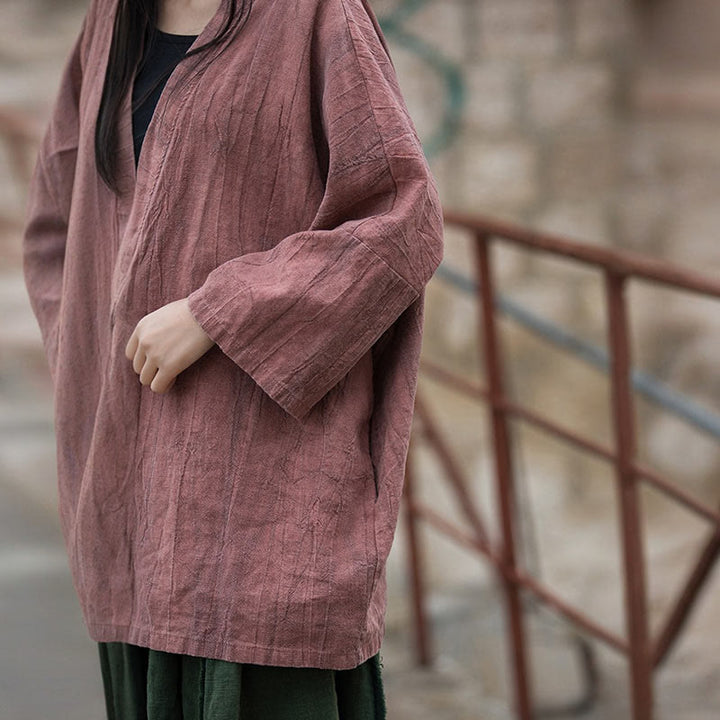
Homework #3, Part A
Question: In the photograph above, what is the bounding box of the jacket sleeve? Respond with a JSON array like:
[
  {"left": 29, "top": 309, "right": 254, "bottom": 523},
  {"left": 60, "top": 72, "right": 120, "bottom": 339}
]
[
  {"left": 185, "top": 0, "right": 445, "bottom": 421},
  {"left": 22, "top": 14, "right": 87, "bottom": 386}
]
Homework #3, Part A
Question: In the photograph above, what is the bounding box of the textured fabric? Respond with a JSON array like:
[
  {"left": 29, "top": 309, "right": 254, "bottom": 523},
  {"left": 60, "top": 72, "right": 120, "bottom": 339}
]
[
  {"left": 132, "top": 29, "right": 198, "bottom": 164},
  {"left": 97, "top": 642, "right": 385, "bottom": 720},
  {"left": 21, "top": 0, "right": 444, "bottom": 669}
]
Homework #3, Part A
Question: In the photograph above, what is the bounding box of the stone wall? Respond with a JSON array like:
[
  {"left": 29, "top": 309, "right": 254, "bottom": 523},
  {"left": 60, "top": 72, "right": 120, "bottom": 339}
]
[{"left": 374, "top": 0, "right": 632, "bottom": 235}]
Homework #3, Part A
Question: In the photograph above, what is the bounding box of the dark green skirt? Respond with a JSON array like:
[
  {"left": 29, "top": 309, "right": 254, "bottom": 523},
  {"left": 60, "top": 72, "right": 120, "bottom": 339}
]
[{"left": 97, "top": 641, "right": 386, "bottom": 720}]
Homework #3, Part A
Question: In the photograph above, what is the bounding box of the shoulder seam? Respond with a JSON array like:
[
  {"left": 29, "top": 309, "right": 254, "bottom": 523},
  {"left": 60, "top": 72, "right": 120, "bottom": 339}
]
[
  {"left": 338, "top": 0, "right": 428, "bottom": 295},
  {"left": 337, "top": 0, "right": 401, "bottom": 281}
]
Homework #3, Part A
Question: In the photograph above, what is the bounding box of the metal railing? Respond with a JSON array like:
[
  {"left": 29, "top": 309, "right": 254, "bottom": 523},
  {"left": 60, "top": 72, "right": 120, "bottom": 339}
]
[{"left": 404, "top": 209, "right": 720, "bottom": 720}]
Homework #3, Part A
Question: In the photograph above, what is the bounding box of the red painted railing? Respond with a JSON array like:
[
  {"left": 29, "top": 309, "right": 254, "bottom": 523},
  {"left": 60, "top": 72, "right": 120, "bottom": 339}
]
[{"left": 405, "top": 209, "right": 720, "bottom": 720}]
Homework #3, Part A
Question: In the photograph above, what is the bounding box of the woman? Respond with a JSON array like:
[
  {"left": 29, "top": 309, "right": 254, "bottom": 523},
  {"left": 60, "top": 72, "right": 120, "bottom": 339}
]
[{"left": 22, "top": 0, "right": 444, "bottom": 716}]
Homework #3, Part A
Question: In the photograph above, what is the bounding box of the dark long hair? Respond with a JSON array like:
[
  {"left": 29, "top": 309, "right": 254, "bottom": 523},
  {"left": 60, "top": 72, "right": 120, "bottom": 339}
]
[{"left": 95, "top": 0, "right": 251, "bottom": 194}]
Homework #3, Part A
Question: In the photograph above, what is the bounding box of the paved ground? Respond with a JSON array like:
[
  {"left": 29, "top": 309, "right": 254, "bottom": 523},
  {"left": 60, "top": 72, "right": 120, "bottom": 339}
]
[{"left": 0, "top": 480, "right": 107, "bottom": 719}]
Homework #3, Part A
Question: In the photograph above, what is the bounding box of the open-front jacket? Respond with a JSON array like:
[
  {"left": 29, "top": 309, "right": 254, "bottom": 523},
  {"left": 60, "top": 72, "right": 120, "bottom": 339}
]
[{"left": 22, "top": 0, "right": 444, "bottom": 669}]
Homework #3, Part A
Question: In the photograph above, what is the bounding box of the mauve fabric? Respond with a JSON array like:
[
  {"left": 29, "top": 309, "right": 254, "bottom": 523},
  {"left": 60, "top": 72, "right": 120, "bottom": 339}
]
[{"left": 21, "top": 0, "right": 444, "bottom": 670}]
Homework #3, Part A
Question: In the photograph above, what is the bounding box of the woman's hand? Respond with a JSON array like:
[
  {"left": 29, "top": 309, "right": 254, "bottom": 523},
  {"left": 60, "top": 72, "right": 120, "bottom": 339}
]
[{"left": 125, "top": 297, "right": 216, "bottom": 393}]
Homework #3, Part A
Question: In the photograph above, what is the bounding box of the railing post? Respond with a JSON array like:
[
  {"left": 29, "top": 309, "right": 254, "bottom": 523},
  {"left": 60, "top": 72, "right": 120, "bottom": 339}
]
[
  {"left": 605, "top": 270, "right": 654, "bottom": 720},
  {"left": 652, "top": 518, "right": 720, "bottom": 667},
  {"left": 403, "top": 428, "right": 433, "bottom": 666},
  {"left": 474, "top": 232, "right": 533, "bottom": 720}
]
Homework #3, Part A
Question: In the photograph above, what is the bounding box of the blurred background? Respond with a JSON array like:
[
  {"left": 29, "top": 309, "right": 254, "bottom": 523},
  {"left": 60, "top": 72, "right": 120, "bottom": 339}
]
[{"left": 1, "top": 0, "right": 719, "bottom": 718}]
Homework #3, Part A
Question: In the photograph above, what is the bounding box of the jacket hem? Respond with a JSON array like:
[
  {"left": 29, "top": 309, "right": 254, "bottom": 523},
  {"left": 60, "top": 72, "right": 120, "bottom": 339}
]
[{"left": 86, "top": 620, "right": 383, "bottom": 671}]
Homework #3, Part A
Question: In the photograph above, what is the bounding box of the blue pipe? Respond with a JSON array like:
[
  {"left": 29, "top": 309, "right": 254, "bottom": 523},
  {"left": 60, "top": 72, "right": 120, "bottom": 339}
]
[{"left": 434, "top": 263, "right": 720, "bottom": 441}]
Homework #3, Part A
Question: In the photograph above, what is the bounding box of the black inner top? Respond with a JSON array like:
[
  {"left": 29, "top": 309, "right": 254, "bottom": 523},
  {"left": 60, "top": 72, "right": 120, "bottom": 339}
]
[{"left": 132, "top": 28, "right": 198, "bottom": 166}]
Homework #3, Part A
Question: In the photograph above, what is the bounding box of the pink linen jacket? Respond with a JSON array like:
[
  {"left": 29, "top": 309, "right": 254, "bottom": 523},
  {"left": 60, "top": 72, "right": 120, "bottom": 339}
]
[{"left": 22, "top": 0, "right": 444, "bottom": 669}]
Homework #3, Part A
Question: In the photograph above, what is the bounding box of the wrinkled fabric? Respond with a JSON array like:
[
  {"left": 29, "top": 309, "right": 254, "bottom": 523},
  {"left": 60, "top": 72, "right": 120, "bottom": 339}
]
[{"left": 21, "top": 0, "right": 444, "bottom": 670}]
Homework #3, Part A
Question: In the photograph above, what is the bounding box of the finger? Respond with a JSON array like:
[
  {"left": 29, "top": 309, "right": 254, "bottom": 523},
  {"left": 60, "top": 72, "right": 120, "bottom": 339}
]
[
  {"left": 139, "top": 356, "right": 159, "bottom": 386},
  {"left": 150, "top": 368, "right": 177, "bottom": 394},
  {"left": 125, "top": 327, "right": 139, "bottom": 361},
  {"left": 132, "top": 345, "right": 147, "bottom": 375}
]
